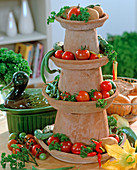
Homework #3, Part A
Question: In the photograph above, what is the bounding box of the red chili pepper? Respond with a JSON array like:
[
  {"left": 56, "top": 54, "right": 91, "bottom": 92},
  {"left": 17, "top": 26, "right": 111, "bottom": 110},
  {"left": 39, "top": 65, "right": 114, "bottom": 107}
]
[
  {"left": 98, "top": 153, "right": 102, "bottom": 168},
  {"left": 92, "top": 140, "right": 103, "bottom": 153},
  {"left": 87, "top": 152, "right": 97, "bottom": 157}
]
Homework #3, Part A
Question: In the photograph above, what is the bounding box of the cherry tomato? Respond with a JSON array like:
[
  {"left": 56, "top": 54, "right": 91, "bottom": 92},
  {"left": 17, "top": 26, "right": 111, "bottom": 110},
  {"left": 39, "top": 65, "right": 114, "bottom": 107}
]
[
  {"left": 55, "top": 50, "right": 64, "bottom": 59},
  {"left": 39, "top": 153, "right": 47, "bottom": 160},
  {"left": 71, "top": 143, "right": 85, "bottom": 154},
  {"left": 9, "top": 133, "right": 17, "bottom": 141},
  {"left": 76, "top": 49, "right": 90, "bottom": 60},
  {"left": 62, "top": 51, "right": 75, "bottom": 60},
  {"left": 32, "top": 144, "right": 44, "bottom": 158},
  {"left": 60, "top": 92, "right": 70, "bottom": 100},
  {"left": 89, "top": 53, "right": 98, "bottom": 60},
  {"left": 101, "top": 91, "right": 110, "bottom": 99},
  {"left": 19, "top": 132, "right": 26, "bottom": 140},
  {"left": 76, "top": 91, "right": 90, "bottom": 102},
  {"left": 109, "top": 134, "right": 120, "bottom": 143},
  {"left": 8, "top": 139, "right": 18, "bottom": 151},
  {"left": 12, "top": 148, "right": 21, "bottom": 154},
  {"left": 100, "top": 81, "right": 112, "bottom": 92},
  {"left": 24, "top": 134, "right": 34, "bottom": 143},
  {"left": 26, "top": 138, "right": 37, "bottom": 151},
  {"left": 47, "top": 136, "right": 60, "bottom": 146},
  {"left": 12, "top": 144, "right": 23, "bottom": 154},
  {"left": 91, "top": 91, "right": 103, "bottom": 101},
  {"left": 67, "top": 7, "right": 80, "bottom": 20},
  {"left": 60, "top": 141, "right": 72, "bottom": 153}
]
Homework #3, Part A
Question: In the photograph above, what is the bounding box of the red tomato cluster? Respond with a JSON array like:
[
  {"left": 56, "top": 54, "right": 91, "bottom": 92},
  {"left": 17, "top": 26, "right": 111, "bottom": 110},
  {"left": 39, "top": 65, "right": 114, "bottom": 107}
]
[
  {"left": 60, "top": 81, "right": 113, "bottom": 102},
  {"left": 8, "top": 133, "right": 45, "bottom": 159},
  {"left": 54, "top": 49, "right": 100, "bottom": 60}
]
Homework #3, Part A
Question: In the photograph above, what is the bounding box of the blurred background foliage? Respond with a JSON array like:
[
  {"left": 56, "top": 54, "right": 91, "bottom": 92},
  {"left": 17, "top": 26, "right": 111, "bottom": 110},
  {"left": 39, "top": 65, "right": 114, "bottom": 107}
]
[{"left": 102, "top": 32, "right": 137, "bottom": 79}]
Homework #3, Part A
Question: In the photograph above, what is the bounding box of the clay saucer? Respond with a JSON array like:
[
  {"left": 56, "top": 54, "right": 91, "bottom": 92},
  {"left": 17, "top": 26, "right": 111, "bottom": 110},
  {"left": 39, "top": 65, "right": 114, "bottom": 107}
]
[
  {"left": 51, "top": 56, "right": 109, "bottom": 70},
  {"left": 55, "top": 13, "right": 109, "bottom": 31},
  {"left": 38, "top": 133, "right": 126, "bottom": 164},
  {"left": 42, "top": 86, "right": 118, "bottom": 114}
]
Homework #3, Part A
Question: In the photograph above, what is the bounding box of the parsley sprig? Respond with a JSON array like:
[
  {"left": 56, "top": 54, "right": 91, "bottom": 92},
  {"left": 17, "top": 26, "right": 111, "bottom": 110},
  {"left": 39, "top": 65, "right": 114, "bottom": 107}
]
[
  {"left": 0, "top": 144, "right": 39, "bottom": 170},
  {"left": 70, "top": 7, "right": 90, "bottom": 23},
  {"left": 47, "top": 6, "right": 70, "bottom": 24},
  {"left": 96, "top": 99, "right": 107, "bottom": 108}
]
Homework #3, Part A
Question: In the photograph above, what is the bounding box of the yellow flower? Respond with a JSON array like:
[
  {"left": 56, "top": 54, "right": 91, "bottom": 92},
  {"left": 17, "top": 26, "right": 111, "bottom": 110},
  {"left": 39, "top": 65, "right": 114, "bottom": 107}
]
[{"left": 102, "top": 139, "right": 137, "bottom": 170}]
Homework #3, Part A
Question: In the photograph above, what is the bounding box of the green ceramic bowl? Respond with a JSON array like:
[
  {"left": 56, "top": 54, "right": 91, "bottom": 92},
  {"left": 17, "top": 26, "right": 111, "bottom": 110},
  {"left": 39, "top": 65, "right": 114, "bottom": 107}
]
[{"left": 0, "top": 104, "right": 57, "bottom": 134}]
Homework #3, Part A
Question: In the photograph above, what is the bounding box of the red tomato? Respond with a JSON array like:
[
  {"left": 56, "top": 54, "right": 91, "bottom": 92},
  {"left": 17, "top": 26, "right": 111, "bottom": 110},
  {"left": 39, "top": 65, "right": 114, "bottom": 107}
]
[
  {"left": 76, "top": 91, "right": 90, "bottom": 102},
  {"left": 62, "top": 51, "right": 75, "bottom": 60},
  {"left": 67, "top": 7, "right": 80, "bottom": 20},
  {"left": 24, "top": 134, "right": 34, "bottom": 143},
  {"left": 8, "top": 139, "right": 18, "bottom": 151},
  {"left": 60, "top": 92, "right": 70, "bottom": 100},
  {"left": 32, "top": 144, "right": 44, "bottom": 158},
  {"left": 89, "top": 53, "right": 98, "bottom": 60},
  {"left": 100, "top": 81, "right": 112, "bottom": 92},
  {"left": 47, "top": 136, "right": 60, "bottom": 146},
  {"left": 101, "top": 91, "right": 110, "bottom": 99},
  {"left": 60, "top": 141, "right": 72, "bottom": 153},
  {"left": 26, "top": 138, "right": 37, "bottom": 151},
  {"left": 91, "top": 91, "right": 103, "bottom": 101},
  {"left": 55, "top": 50, "right": 64, "bottom": 59},
  {"left": 71, "top": 143, "right": 85, "bottom": 154},
  {"left": 109, "top": 134, "right": 120, "bottom": 143},
  {"left": 76, "top": 49, "right": 90, "bottom": 60},
  {"left": 12, "top": 148, "right": 21, "bottom": 154}
]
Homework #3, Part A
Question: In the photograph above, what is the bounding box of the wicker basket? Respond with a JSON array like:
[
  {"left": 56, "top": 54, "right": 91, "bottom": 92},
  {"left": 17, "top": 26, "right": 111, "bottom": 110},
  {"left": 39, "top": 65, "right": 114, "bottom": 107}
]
[{"left": 108, "top": 77, "right": 137, "bottom": 124}]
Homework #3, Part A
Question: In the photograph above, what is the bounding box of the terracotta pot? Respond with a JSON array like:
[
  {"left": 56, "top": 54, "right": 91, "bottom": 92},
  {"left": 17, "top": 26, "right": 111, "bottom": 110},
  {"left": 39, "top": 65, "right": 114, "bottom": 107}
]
[
  {"left": 51, "top": 56, "right": 109, "bottom": 95},
  {"left": 42, "top": 86, "right": 118, "bottom": 144}
]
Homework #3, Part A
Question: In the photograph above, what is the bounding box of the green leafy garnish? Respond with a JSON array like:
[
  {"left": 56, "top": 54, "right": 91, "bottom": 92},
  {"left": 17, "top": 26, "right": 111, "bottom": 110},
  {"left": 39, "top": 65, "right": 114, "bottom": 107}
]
[
  {"left": 96, "top": 99, "right": 107, "bottom": 108},
  {"left": 63, "top": 94, "right": 76, "bottom": 102},
  {"left": 49, "top": 141, "right": 61, "bottom": 151},
  {"left": 54, "top": 133, "right": 70, "bottom": 142},
  {"left": 70, "top": 7, "right": 90, "bottom": 23},
  {"left": 88, "top": 89, "right": 96, "bottom": 98},
  {"left": 0, "top": 145, "right": 38, "bottom": 170},
  {"left": 47, "top": 6, "right": 70, "bottom": 24},
  {"left": 80, "top": 146, "right": 93, "bottom": 158}
]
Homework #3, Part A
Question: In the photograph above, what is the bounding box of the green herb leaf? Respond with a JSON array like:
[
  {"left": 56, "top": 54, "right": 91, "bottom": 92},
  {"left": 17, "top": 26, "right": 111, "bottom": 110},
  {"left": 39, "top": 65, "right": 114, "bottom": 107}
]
[{"left": 96, "top": 99, "right": 107, "bottom": 108}]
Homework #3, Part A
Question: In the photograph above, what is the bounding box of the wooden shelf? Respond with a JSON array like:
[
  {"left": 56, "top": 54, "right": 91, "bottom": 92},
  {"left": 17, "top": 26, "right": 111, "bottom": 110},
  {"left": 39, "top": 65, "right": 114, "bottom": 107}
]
[{"left": 0, "top": 31, "right": 47, "bottom": 45}]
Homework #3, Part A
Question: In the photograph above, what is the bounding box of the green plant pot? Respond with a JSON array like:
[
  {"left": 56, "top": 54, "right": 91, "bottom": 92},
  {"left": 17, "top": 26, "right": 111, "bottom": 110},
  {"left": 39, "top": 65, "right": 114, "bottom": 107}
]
[{"left": 0, "top": 104, "right": 57, "bottom": 134}]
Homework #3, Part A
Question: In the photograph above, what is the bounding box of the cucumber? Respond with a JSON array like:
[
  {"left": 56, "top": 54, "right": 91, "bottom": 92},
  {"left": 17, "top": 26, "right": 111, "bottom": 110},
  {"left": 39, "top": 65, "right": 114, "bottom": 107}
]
[
  {"left": 103, "top": 75, "right": 113, "bottom": 80},
  {"left": 120, "top": 127, "right": 137, "bottom": 147},
  {"left": 107, "top": 79, "right": 116, "bottom": 90}
]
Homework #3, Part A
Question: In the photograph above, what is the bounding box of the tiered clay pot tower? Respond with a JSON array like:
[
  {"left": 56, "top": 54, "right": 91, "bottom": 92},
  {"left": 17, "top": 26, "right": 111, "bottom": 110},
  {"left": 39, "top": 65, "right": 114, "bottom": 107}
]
[{"left": 43, "top": 13, "right": 118, "bottom": 145}]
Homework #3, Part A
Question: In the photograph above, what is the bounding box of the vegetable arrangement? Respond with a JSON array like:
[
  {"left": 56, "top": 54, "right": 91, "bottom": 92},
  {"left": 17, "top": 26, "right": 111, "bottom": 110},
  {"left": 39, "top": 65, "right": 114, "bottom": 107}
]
[
  {"left": 47, "top": 4, "right": 104, "bottom": 24},
  {"left": 0, "top": 48, "right": 32, "bottom": 89},
  {"left": 54, "top": 47, "right": 103, "bottom": 61},
  {"left": 34, "top": 116, "right": 127, "bottom": 168},
  {"left": 45, "top": 76, "right": 116, "bottom": 108}
]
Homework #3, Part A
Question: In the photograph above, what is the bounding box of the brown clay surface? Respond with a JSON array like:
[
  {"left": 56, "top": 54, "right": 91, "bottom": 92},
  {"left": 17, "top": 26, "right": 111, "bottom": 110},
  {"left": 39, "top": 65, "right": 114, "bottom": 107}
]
[
  {"left": 51, "top": 56, "right": 109, "bottom": 94},
  {"left": 64, "top": 29, "right": 99, "bottom": 54}
]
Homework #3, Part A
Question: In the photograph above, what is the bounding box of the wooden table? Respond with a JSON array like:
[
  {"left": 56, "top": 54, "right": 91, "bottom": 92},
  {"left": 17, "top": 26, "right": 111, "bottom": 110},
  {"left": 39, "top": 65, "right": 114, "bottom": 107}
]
[{"left": 0, "top": 113, "right": 137, "bottom": 170}]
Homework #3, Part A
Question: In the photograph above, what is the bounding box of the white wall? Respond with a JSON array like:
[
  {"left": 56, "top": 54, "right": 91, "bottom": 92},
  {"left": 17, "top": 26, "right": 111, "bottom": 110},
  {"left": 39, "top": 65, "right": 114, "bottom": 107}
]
[{"left": 49, "top": 0, "right": 136, "bottom": 46}]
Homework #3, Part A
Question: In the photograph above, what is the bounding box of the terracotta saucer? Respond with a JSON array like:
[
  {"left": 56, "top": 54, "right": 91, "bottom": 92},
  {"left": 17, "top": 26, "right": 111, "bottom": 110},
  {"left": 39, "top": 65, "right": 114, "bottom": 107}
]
[
  {"left": 55, "top": 13, "right": 109, "bottom": 31},
  {"left": 38, "top": 133, "right": 126, "bottom": 164},
  {"left": 38, "top": 140, "right": 110, "bottom": 164},
  {"left": 42, "top": 87, "right": 118, "bottom": 114},
  {"left": 51, "top": 56, "right": 109, "bottom": 70}
]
